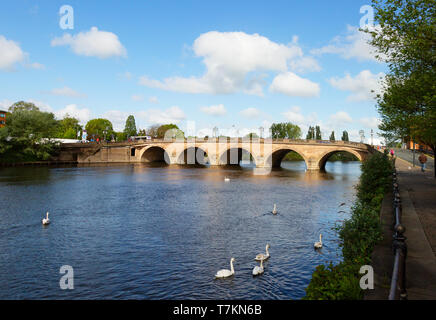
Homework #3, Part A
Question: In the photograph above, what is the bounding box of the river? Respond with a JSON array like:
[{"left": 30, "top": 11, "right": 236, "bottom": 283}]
[{"left": 0, "top": 161, "right": 360, "bottom": 299}]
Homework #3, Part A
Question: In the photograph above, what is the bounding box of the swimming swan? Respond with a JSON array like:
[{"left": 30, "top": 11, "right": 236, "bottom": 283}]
[
  {"left": 224, "top": 177, "right": 230, "bottom": 182},
  {"left": 314, "top": 234, "right": 322, "bottom": 249},
  {"left": 255, "top": 244, "right": 270, "bottom": 261},
  {"left": 272, "top": 204, "right": 277, "bottom": 215},
  {"left": 215, "top": 258, "right": 235, "bottom": 278},
  {"left": 42, "top": 212, "right": 50, "bottom": 225},
  {"left": 252, "top": 259, "right": 264, "bottom": 276}
]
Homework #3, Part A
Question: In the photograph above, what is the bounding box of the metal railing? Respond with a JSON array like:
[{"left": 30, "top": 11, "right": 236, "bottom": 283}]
[{"left": 388, "top": 169, "right": 408, "bottom": 300}]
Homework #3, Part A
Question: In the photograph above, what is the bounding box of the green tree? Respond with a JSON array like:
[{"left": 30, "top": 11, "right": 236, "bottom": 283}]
[
  {"left": 56, "top": 115, "right": 82, "bottom": 139},
  {"left": 85, "top": 118, "right": 114, "bottom": 141},
  {"left": 270, "top": 122, "right": 301, "bottom": 139},
  {"left": 315, "top": 126, "right": 322, "bottom": 140},
  {"left": 341, "top": 131, "right": 349, "bottom": 142},
  {"left": 156, "top": 124, "right": 184, "bottom": 139},
  {"left": 245, "top": 132, "right": 259, "bottom": 139},
  {"left": 306, "top": 126, "right": 315, "bottom": 140},
  {"left": 146, "top": 125, "right": 160, "bottom": 138},
  {"left": 123, "top": 115, "right": 137, "bottom": 138},
  {"left": 0, "top": 101, "right": 59, "bottom": 162},
  {"left": 367, "top": 0, "right": 436, "bottom": 176},
  {"left": 329, "top": 131, "right": 336, "bottom": 141}
]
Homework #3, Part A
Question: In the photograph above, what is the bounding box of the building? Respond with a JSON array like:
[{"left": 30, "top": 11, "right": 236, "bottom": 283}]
[
  {"left": 0, "top": 110, "right": 6, "bottom": 128},
  {"left": 406, "top": 139, "right": 432, "bottom": 153}
]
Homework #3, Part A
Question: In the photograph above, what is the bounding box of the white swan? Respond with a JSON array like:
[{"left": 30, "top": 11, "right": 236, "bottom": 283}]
[
  {"left": 252, "top": 259, "right": 264, "bottom": 276},
  {"left": 224, "top": 177, "right": 230, "bottom": 182},
  {"left": 314, "top": 234, "right": 322, "bottom": 249},
  {"left": 215, "top": 258, "right": 235, "bottom": 278},
  {"left": 272, "top": 204, "right": 277, "bottom": 215},
  {"left": 42, "top": 212, "right": 50, "bottom": 225},
  {"left": 255, "top": 244, "right": 270, "bottom": 261}
]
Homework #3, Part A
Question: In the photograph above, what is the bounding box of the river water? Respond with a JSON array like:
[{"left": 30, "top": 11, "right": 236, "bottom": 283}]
[{"left": 0, "top": 161, "right": 360, "bottom": 299}]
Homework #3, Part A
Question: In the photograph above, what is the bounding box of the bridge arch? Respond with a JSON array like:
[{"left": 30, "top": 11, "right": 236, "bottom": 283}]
[
  {"left": 176, "top": 147, "right": 209, "bottom": 165},
  {"left": 317, "top": 149, "right": 363, "bottom": 171},
  {"left": 140, "top": 146, "right": 170, "bottom": 164},
  {"left": 265, "top": 148, "right": 308, "bottom": 169},
  {"left": 218, "top": 147, "right": 256, "bottom": 166}
]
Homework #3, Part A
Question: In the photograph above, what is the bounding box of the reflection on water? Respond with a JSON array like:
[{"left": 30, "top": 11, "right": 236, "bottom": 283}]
[{"left": 0, "top": 161, "right": 360, "bottom": 299}]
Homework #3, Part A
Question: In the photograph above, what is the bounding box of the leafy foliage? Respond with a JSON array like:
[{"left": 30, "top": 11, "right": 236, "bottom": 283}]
[
  {"left": 0, "top": 101, "right": 60, "bottom": 162},
  {"left": 341, "top": 131, "right": 349, "bottom": 142},
  {"left": 123, "top": 115, "right": 137, "bottom": 138},
  {"left": 367, "top": 0, "right": 436, "bottom": 175},
  {"left": 85, "top": 118, "right": 114, "bottom": 141},
  {"left": 270, "top": 122, "right": 301, "bottom": 139},
  {"left": 304, "top": 151, "right": 392, "bottom": 300}
]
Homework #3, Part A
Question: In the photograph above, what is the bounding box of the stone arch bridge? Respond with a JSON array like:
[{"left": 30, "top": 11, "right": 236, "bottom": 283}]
[{"left": 59, "top": 139, "right": 374, "bottom": 172}]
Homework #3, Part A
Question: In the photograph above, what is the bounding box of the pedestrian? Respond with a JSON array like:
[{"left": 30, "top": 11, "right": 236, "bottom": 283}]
[
  {"left": 390, "top": 148, "right": 395, "bottom": 158},
  {"left": 418, "top": 152, "right": 428, "bottom": 172}
]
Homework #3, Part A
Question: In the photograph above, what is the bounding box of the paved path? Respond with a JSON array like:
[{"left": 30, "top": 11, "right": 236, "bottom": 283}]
[
  {"left": 394, "top": 148, "right": 434, "bottom": 171},
  {"left": 395, "top": 157, "right": 436, "bottom": 299}
]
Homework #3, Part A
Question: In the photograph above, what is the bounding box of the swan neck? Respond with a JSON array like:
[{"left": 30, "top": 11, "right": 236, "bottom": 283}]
[
  {"left": 230, "top": 260, "right": 234, "bottom": 273},
  {"left": 266, "top": 246, "right": 269, "bottom": 255}
]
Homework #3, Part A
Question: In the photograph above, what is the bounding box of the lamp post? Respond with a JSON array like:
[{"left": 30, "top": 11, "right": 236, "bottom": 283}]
[{"left": 259, "top": 126, "right": 264, "bottom": 139}]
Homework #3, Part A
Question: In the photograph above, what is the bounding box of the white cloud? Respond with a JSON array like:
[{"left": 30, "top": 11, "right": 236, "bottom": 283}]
[
  {"left": 0, "top": 99, "right": 13, "bottom": 110},
  {"left": 118, "top": 71, "right": 132, "bottom": 80},
  {"left": 200, "top": 104, "right": 226, "bottom": 116},
  {"left": 54, "top": 104, "right": 91, "bottom": 124},
  {"left": 102, "top": 110, "right": 129, "bottom": 131},
  {"left": 239, "top": 107, "right": 260, "bottom": 119},
  {"left": 359, "top": 117, "right": 381, "bottom": 129},
  {"left": 0, "top": 35, "right": 25, "bottom": 70},
  {"left": 27, "top": 99, "right": 53, "bottom": 112},
  {"left": 137, "top": 106, "right": 185, "bottom": 125},
  {"left": 139, "top": 31, "right": 319, "bottom": 95},
  {"left": 45, "top": 86, "right": 87, "bottom": 98},
  {"left": 328, "top": 70, "right": 384, "bottom": 101},
  {"left": 329, "top": 111, "right": 352, "bottom": 125},
  {"left": 282, "top": 106, "right": 306, "bottom": 125},
  {"left": 311, "top": 25, "right": 381, "bottom": 62},
  {"left": 51, "top": 27, "right": 127, "bottom": 59},
  {"left": 148, "top": 96, "right": 159, "bottom": 104},
  {"left": 269, "top": 72, "right": 320, "bottom": 97},
  {"left": 131, "top": 94, "right": 144, "bottom": 102},
  {"left": 27, "top": 62, "right": 45, "bottom": 70}
]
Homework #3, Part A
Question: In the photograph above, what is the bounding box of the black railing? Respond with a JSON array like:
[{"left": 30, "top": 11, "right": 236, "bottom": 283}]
[{"left": 388, "top": 170, "right": 408, "bottom": 300}]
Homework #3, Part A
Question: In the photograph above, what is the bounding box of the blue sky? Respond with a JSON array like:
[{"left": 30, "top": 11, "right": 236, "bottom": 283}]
[{"left": 0, "top": 0, "right": 386, "bottom": 143}]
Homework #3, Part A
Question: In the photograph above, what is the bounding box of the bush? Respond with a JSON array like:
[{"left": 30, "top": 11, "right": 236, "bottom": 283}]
[{"left": 304, "top": 151, "right": 393, "bottom": 300}]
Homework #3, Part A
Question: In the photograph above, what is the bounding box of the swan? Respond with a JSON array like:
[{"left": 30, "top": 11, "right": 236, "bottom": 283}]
[
  {"left": 252, "top": 259, "right": 264, "bottom": 276},
  {"left": 314, "top": 234, "right": 322, "bottom": 249},
  {"left": 215, "top": 258, "right": 235, "bottom": 278},
  {"left": 42, "top": 212, "right": 50, "bottom": 225},
  {"left": 255, "top": 244, "right": 270, "bottom": 261},
  {"left": 224, "top": 177, "right": 230, "bottom": 182},
  {"left": 272, "top": 204, "right": 277, "bottom": 215}
]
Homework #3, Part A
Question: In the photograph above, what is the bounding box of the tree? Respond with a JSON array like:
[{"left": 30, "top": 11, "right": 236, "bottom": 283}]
[
  {"left": 85, "top": 118, "right": 114, "bottom": 141},
  {"left": 156, "top": 124, "right": 184, "bottom": 139},
  {"left": 245, "top": 132, "right": 259, "bottom": 140},
  {"left": 270, "top": 122, "right": 301, "bottom": 139},
  {"left": 315, "top": 126, "right": 322, "bottom": 140},
  {"left": 341, "top": 131, "right": 349, "bottom": 142},
  {"left": 367, "top": 0, "right": 436, "bottom": 176},
  {"left": 329, "top": 131, "right": 336, "bottom": 141},
  {"left": 123, "top": 115, "right": 137, "bottom": 138},
  {"left": 0, "top": 101, "right": 59, "bottom": 162},
  {"left": 56, "top": 115, "right": 82, "bottom": 139},
  {"left": 146, "top": 125, "right": 160, "bottom": 138},
  {"left": 306, "top": 126, "right": 315, "bottom": 140}
]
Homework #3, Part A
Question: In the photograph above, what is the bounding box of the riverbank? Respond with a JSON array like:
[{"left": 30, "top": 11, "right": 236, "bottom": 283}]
[
  {"left": 0, "top": 160, "right": 77, "bottom": 167},
  {"left": 304, "top": 152, "right": 392, "bottom": 299}
]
